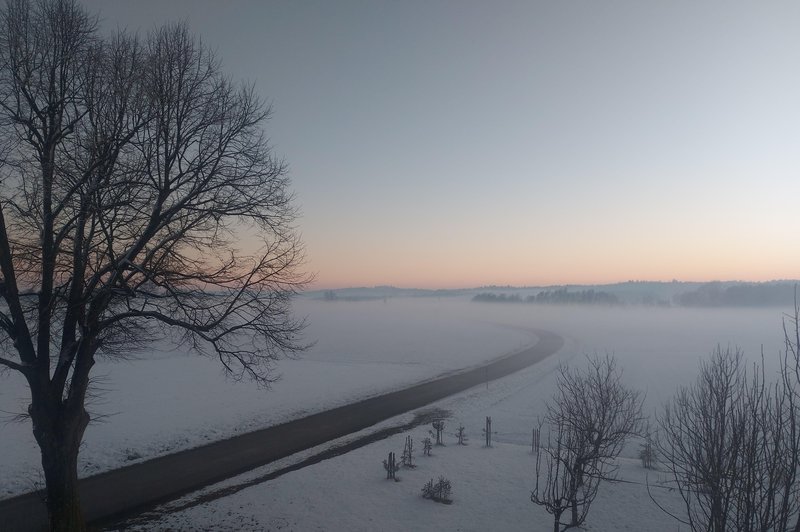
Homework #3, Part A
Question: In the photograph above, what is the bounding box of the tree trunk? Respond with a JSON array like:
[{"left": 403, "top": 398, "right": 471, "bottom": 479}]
[
  {"left": 33, "top": 406, "right": 90, "bottom": 531},
  {"left": 42, "top": 444, "right": 85, "bottom": 531},
  {"left": 570, "top": 497, "right": 578, "bottom": 528},
  {"left": 570, "top": 465, "right": 582, "bottom": 526}
]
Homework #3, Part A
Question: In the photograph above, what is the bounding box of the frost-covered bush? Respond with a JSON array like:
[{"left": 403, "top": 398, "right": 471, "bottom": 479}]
[{"left": 422, "top": 476, "right": 452, "bottom": 504}]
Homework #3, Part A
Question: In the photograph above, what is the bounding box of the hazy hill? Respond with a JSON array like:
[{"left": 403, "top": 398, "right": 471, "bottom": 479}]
[{"left": 306, "top": 280, "right": 799, "bottom": 307}]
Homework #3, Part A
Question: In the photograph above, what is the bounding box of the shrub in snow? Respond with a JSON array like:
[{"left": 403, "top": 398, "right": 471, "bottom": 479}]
[
  {"left": 421, "top": 476, "right": 452, "bottom": 504},
  {"left": 639, "top": 441, "right": 656, "bottom": 470},
  {"left": 123, "top": 449, "right": 142, "bottom": 462},
  {"left": 639, "top": 440, "right": 657, "bottom": 470},
  {"left": 638, "top": 421, "right": 657, "bottom": 470},
  {"left": 383, "top": 451, "right": 400, "bottom": 481}
]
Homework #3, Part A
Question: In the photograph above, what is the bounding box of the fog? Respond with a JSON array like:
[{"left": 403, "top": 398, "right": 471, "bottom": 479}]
[
  {"left": 295, "top": 296, "right": 787, "bottom": 414},
  {"left": 0, "top": 296, "right": 790, "bottom": 499}
]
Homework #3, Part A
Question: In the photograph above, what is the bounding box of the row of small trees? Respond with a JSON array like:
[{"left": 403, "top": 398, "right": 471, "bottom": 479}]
[
  {"left": 532, "top": 304, "right": 800, "bottom": 532},
  {"left": 383, "top": 417, "right": 498, "bottom": 505},
  {"left": 383, "top": 426, "right": 453, "bottom": 503}
]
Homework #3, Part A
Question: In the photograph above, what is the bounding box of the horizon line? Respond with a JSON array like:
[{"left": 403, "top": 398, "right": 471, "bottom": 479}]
[{"left": 307, "top": 278, "right": 800, "bottom": 293}]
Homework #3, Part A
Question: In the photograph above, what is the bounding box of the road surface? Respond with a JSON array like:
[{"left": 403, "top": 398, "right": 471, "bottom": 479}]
[{"left": 0, "top": 328, "right": 563, "bottom": 531}]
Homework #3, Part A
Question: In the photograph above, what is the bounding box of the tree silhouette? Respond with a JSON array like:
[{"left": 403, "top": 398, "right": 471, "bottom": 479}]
[
  {"left": 0, "top": 1, "right": 307, "bottom": 528},
  {"left": 533, "top": 355, "right": 643, "bottom": 530}
]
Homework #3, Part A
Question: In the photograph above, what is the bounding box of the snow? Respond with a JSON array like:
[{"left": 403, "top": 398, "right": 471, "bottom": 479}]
[
  {"left": 112, "top": 342, "right": 688, "bottom": 531},
  {"left": 0, "top": 297, "right": 533, "bottom": 498},
  {"left": 0, "top": 296, "right": 789, "bottom": 530}
]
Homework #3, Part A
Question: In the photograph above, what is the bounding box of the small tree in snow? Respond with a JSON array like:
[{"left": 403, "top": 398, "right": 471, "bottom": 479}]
[
  {"left": 431, "top": 420, "right": 446, "bottom": 445},
  {"left": 456, "top": 425, "right": 468, "bottom": 445},
  {"left": 401, "top": 435, "right": 416, "bottom": 468},
  {"left": 483, "top": 416, "right": 495, "bottom": 447},
  {"left": 383, "top": 451, "right": 400, "bottom": 481},
  {"left": 532, "top": 419, "right": 599, "bottom": 532},
  {"left": 422, "top": 437, "right": 433, "bottom": 456},
  {"left": 638, "top": 421, "right": 657, "bottom": 470}
]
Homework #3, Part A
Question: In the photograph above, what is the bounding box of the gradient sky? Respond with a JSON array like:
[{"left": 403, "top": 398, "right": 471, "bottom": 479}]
[{"left": 84, "top": 0, "right": 800, "bottom": 289}]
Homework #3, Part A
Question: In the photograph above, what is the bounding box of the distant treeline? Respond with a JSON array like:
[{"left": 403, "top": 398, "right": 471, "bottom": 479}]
[
  {"left": 321, "top": 290, "right": 387, "bottom": 302},
  {"left": 472, "top": 293, "right": 524, "bottom": 303},
  {"left": 472, "top": 288, "right": 619, "bottom": 305},
  {"left": 674, "top": 282, "right": 798, "bottom": 307}
]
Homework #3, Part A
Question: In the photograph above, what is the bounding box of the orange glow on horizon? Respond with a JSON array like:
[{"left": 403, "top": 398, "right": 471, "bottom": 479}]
[
  {"left": 305, "top": 233, "right": 800, "bottom": 290},
  {"left": 310, "top": 269, "right": 800, "bottom": 291}
]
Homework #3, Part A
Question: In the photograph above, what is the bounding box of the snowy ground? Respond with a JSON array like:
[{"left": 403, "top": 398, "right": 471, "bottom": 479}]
[
  {"left": 0, "top": 297, "right": 534, "bottom": 498},
  {"left": 1, "top": 296, "right": 789, "bottom": 530},
  {"left": 112, "top": 339, "right": 687, "bottom": 531}
]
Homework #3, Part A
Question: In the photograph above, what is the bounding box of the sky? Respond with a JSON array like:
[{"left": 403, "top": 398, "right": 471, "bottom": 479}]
[{"left": 83, "top": 0, "right": 800, "bottom": 289}]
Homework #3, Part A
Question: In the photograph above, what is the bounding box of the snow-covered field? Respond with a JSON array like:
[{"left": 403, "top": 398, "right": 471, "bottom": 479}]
[
  {"left": 118, "top": 373, "right": 688, "bottom": 532},
  {"left": 110, "top": 349, "right": 576, "bottom": 529},
  {"left": 0, "top": 297, "right": 534, "bottom": 498},
  {"left": 113, "top": 302, "right": 773, "bottom": 532},
  {"left": 0, "top": 296, "right": 790, "bottom": 530}
]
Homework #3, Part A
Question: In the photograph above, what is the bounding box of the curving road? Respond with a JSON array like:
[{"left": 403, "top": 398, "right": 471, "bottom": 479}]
[{"left": 0, "top": 328, "right": 563, "bottom": 531}]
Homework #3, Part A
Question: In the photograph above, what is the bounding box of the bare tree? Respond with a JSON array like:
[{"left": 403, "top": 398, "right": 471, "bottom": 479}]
[
  {"left": 532, "top": 418, "right": 601, "bottom": 532},
  {"left": 656, "top": 343, "right": 800, "bottom": 532},
  {"left": 532, "top": 355, "right": 643, "bottom": 531},
  {"left": 0, "top": 1, "right": 308, "bottom": 529}
]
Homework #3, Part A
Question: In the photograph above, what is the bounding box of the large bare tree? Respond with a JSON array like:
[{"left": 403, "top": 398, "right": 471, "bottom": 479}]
[{"left": 0, "top": 0, "right": 308, "bottom": 529}]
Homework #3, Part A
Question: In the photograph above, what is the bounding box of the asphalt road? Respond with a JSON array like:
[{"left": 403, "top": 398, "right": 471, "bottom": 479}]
[{"left": 0, "top": 328, "right": 563, "bottom": 531}]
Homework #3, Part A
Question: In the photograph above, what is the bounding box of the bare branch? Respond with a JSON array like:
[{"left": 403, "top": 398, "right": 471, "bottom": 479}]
[{"left": 0, "top": 354, "right": 26, "bottom": 373}]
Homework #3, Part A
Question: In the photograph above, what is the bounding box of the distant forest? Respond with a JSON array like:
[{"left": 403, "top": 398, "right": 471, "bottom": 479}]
[
  {"left": 472, "top": 288, "right": 620, "bottom": 305},
  {"left": 314, "top": 281, "right": 799, "bottom": 308},
  {"left": 674, "top": 282, "right": 798, "bottom": 307},
  {"left": 471, "top": 282, "right": 798, "bottom": 307}
]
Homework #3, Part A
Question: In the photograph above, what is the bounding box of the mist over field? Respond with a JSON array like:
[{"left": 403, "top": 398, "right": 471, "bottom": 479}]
[
  {"left": 3, "top": 284, "right": 799, "bottom": 530},
  {"left": 1, "top": 295, "right": 789, "bottom": 495}
]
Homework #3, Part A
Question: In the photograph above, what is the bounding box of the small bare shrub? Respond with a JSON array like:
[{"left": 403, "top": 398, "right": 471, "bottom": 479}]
[
  {"left": 422, "top": 437, "right": 433, "bottom": 456},
  {"left": 422, "top": 476, "right": 452, "bottom": 504}
]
